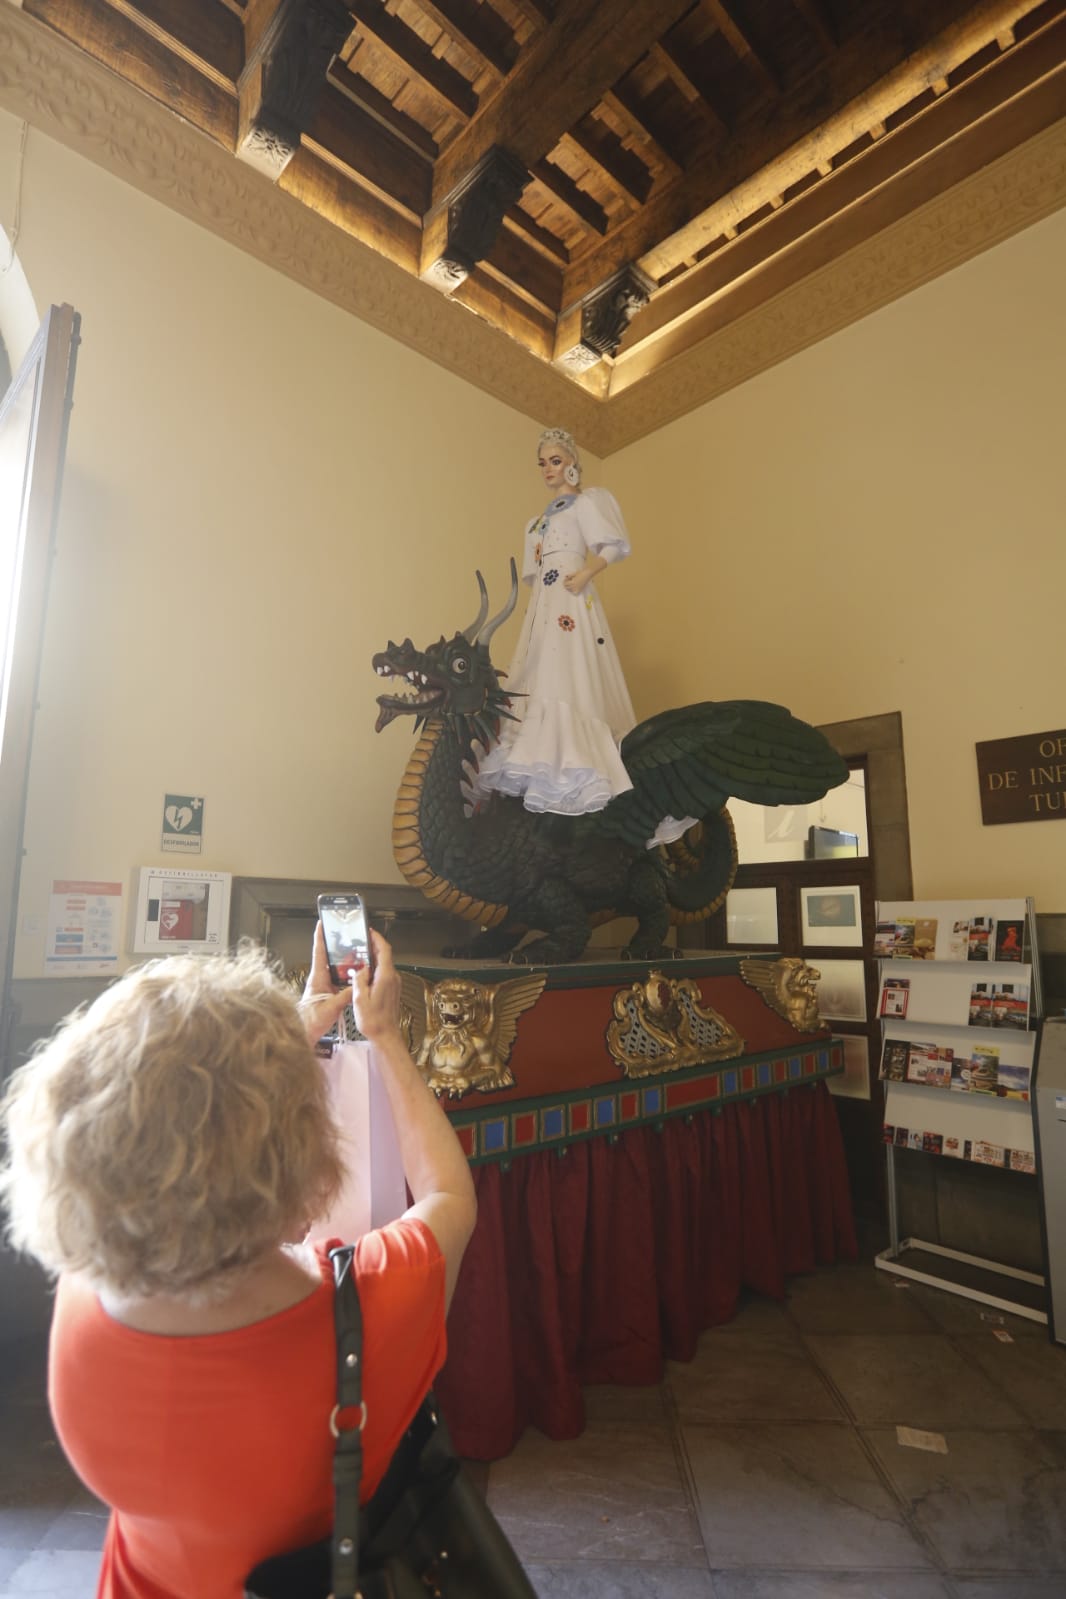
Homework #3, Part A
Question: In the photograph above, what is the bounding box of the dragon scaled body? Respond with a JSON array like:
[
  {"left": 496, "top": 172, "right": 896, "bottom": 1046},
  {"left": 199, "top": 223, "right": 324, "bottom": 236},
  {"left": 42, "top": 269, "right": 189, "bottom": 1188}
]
[{"left": 373, "top": 570, "right": 848, "bottom": 964}]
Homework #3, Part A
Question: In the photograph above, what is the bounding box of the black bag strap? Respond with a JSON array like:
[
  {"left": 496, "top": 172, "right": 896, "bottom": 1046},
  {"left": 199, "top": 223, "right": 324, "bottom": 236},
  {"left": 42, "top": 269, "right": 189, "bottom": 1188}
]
[{"left": 328, "top": 1244, "right": 364, "bottom": 1599}]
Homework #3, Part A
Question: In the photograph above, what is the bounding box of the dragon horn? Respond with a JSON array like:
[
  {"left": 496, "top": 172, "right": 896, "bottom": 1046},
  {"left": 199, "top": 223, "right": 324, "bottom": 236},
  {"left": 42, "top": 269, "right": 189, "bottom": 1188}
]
[
  {"left": 475, "top": 558, "right": 519, "bottom": 649},
  {"left": 462, "top": 571, "right": 490, "bottom": 643}
]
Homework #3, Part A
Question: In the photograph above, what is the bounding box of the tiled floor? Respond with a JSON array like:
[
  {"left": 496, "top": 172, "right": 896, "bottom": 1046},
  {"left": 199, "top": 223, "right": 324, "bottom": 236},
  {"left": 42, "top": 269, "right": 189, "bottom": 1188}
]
[{"left": 3, "top": 1254, "right": 1066, "bottom": 1597}]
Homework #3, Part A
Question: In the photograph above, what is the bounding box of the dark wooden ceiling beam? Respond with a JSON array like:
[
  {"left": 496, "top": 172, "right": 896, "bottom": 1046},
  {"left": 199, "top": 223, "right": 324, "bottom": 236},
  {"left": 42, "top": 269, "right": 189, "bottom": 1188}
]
[
  {"left": 430, "top": 0, "right": 695, "bottom": 204},
  {"left": 599, "top": 88, "right": 683, "bottom": 179},
  {"left": 329, "top": 63, "right": 440, "bottom": 160},
  {"left": 417, "top": 0, "right": 520, "bottom": 79},
  {"left": 562, "top": 1, "right": 1021, "bottom": 303},
  {"left": 304, "top": 82, "right": 432, "bottom": 216},
  {"left": 105, "top": 0, "right": 244, "bottom": 83},
  {"left": 612, "top": 32, "right": 1066, "bottom": 391},
  {"left": 700, "top": 0, "right": 780, "bottom": 96},
  {"left": 347, "top": 0, "right": 478, "bottom": 119},
  {"left": 620, "top": 14, "right": 1066, "bottom": 358},
  {"left": 236, "top": 0, "right": 352, "bottom": 180},
  {"left": 530, "top": 159, "right": 610, "bottom": 234},
  {"left": 561, "top": 123, "right": 654, "bottom": 205},
  {"left": 503, "top": 206, "right": 571, "bottom": 264},
  {"left": 790, "top": 0, "right": 837, "bottom": 55},
  {"left": 650, "top": 41, "right": 729, "bottom": 135},
  {"left": 22, "top": 0, "right": 236, "bottom": 143},
  {"left": 506, "top": 0, "right": 556, "bottom": 26}
]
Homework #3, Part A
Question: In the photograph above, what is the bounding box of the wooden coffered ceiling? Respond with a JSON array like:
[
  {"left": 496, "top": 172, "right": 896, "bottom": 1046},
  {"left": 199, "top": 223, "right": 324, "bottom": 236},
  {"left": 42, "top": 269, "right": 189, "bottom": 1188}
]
[{"left": 4, "top": 0, "right": 1066, "bottom": 449}]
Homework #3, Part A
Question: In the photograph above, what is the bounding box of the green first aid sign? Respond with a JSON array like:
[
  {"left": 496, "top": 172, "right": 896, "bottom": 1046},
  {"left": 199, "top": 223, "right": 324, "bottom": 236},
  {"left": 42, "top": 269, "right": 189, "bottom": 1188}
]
[{"left": 161, "top": 794, "right": 204, "bottom": 853}]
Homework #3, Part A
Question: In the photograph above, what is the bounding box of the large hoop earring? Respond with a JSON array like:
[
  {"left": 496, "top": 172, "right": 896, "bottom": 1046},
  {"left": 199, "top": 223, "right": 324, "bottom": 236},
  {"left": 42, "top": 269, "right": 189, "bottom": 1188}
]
[{"left": 564, "top": 463, "right": 580, "bottom": 486}]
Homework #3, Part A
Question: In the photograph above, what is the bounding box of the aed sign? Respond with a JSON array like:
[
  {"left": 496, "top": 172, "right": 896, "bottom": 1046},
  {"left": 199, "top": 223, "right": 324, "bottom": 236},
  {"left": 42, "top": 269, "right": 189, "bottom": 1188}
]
[{"left": 976, "top": 728, "right": 1066, "bottom": 825}]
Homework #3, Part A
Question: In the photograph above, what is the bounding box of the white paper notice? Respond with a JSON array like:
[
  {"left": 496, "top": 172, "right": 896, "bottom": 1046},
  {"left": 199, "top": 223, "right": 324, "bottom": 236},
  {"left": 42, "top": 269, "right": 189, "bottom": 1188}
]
[
  {"left": 896, "top": 1426, "right": 948, "bottom": 1454},
  {"left": 45, "top": 881, "right": 122, "bottom": 974}
]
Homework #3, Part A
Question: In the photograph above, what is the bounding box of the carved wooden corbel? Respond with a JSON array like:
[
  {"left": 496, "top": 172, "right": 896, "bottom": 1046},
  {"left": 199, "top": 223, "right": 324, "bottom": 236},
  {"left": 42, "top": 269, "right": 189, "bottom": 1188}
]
[
  {"left": 554, "top": 262, "right": 656, "bottom": 373},
  {"left": 237, "top": 0, "right": 353, "bottom": 181},
  {"left": 421, "top": 147, "right": 530, "bottom": 293}
]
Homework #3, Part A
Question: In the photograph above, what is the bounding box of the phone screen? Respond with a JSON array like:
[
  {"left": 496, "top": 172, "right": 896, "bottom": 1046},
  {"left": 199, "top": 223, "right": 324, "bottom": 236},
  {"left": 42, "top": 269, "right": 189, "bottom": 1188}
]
[{"left": 318, "top": 894, "right": 374, "bottom": 985}]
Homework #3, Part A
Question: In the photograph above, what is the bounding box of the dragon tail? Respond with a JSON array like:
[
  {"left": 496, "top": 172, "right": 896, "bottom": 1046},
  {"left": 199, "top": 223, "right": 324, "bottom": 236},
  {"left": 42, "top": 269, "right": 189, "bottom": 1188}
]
[{"left": 665, "top": 808, "right": 738, "bottom": 926}]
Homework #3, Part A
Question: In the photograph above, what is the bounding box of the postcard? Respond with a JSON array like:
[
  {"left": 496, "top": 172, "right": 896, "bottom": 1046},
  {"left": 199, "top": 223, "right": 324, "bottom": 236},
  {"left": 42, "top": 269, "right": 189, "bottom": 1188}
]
[
  {"left": 906, "top": 1041, "right": 953, "bottom": 1089},
  {"left": 946, "top": 919, "right": 970, "bottom": 960},
  {"left": 912, "top": 918, "right": 938, "bottom": 959},
  {"left": 880, "top": 977, "right": 911, "bottom": 1018},
  {"left": 967, "top": 917, "right": 992, "bottom": 961},
  {"left": 972, "top": 1140, "right": 1007, "bottom": 1167},
  {"left": 950, "top": 1056, "right": 974, "bottom": 1092},
  {"left": 1009, "top": 1148, "right": 1036, "bottom": 1174},
  {"left": 994, "top": 919, "right": 1024, "bottom": 962},
  {"left": 991, "top": 983, "right": 1029, "bottom": 1030},
  {"left": 969, "top": 1045, "right": 1000, "bottom": 1094},
  {"left": 996, "top": 1061, "right": 1031, "bottom": 1100},
  {"left": 943, "top": 1135, "right": 963, "bottom": 1158},
  {"left": 969, "top": 983, "right": 993, "bottom": 1026},
  {"left": 880, "top": 1039, "right": 910, "bottom": 1082},
  {"left": 922, "top": 1131, "right": 944, "bottom": 1155},
  {"left": 874, "top": 921, "right": 899, "bottom": 957}
]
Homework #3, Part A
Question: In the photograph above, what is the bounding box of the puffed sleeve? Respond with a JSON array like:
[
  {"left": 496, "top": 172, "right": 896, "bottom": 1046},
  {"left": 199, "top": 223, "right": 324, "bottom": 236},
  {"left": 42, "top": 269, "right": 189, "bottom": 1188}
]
[
  {"left": 520, "top": 514, "right": 542, "bottom": 585},
  {"left": 575, "top": 488, "right": 631, "bottom": 565}
]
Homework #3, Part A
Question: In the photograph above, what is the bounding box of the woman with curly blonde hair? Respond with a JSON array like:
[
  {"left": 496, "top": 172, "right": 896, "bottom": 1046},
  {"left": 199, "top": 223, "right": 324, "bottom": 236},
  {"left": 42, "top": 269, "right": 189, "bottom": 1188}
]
[{"left": 1, "top": 926, "right": 476, "bottom": 1599}]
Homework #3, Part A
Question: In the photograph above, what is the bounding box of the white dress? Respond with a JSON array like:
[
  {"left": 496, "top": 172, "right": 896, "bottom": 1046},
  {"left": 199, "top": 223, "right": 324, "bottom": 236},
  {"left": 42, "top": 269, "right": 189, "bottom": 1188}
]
[{"left": 475, "top": 488, "right": 636, "bottom": 816}]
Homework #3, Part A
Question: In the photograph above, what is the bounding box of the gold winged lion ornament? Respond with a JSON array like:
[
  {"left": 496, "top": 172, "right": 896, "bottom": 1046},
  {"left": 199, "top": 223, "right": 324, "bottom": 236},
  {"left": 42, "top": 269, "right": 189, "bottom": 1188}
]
[{"left": 398, "top": 970, "right": 547, "bottom": 1098}]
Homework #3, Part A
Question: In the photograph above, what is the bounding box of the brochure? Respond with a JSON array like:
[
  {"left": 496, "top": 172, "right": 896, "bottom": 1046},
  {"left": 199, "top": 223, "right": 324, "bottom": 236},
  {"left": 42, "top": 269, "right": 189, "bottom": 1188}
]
[
  {"left": 880, "top": 977, "right": 910, "bottom": 1019},
  {"left": 994, "top": 919, "right": 1024, "bottom": 962}
]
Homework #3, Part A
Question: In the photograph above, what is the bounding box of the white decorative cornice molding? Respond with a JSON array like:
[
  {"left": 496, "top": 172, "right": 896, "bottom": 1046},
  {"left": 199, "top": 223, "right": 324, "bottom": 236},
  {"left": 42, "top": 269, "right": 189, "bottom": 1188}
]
[{"left": 2, "top": 2, "right": 1064, "bottom": 456}]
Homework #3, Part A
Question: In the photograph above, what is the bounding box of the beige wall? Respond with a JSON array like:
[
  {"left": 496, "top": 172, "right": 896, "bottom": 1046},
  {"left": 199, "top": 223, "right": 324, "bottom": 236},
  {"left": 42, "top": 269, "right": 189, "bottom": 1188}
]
[
  {"left": 601, "top": 205, "right": 1066, "bottom": 912},
  {"left": 4, "top": 107, "right": 1065, "bottom": 985},
  {"left": 2, "top": 112, "right": 589, "bottom": 978}
]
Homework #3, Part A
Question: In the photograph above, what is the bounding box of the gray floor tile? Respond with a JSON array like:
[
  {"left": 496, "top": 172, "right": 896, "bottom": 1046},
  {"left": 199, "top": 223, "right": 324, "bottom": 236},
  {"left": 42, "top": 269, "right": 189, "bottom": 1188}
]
[
  {"left": 952, "top": 1335, "right": 1066, "bottom": 1429},
  {"left": 580, "top": 1382, "right": 670, "bottom": 1428},
  {"left": 805, "top": 1335, "right": 1027, "bottom": 1430},
  {"left": 2, "top": 1547, "right": 104, "bottom": 1595},
  {"left": 906, "top": 1284, "right": 1049, "bottom": 1341},
  {"left": 708, "top": 1293, "right": 798, "bottom": 1338},
  {"left": 953, "top": 1582, "right": 1066, "bottom": 1598},
  {"left": 681, "top": 1422, "right": 930, "bottom": 1572},
  {"left": 34, "top": 1496, "right": 108, "bottom": 1554},
  {"left": 488, "top": 1422, "right": 704, "bottom": 1564},
  {"left": 668, "top": 1335, "right": 845, "bottom": 1426},
  {"left": 865, "top": 1426, "right": 1066, "bottom": 1572},
  {"left": 525, "top": 1562, "right": 714, "bottom": 1597},
  {"left": 710, "top": 1575, "right": 952, "bottom": 1598},
  {"left": 784, "top": 1266, "right": 939, "bottom": 1337}
]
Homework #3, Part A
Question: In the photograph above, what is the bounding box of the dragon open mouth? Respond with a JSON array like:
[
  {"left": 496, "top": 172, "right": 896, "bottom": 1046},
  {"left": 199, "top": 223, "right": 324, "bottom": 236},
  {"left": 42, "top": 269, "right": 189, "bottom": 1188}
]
[{"left": 373, "top": 655, "right": 446, "bottom": 732}]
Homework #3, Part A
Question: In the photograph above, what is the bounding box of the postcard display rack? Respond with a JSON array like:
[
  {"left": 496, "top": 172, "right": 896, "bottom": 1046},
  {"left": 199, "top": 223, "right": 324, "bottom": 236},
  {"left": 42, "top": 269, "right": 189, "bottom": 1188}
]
[{"left": 874, "top": 897, "right": 1046, "bottom": 1321}]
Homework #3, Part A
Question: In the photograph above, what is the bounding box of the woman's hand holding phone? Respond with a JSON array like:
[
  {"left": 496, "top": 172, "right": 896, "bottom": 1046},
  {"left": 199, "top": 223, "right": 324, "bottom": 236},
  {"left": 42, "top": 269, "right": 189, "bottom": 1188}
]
[
  {"left": 349, "top": 931, "right": 401, "bottom": 1043},
  {"left": 298, "top": 924, "right": 358, "bottom": 1045}
]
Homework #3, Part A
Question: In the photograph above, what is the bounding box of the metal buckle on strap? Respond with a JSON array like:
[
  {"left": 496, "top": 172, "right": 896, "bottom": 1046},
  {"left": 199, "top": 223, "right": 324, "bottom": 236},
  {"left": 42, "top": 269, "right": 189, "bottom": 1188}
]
[{"left": 330, "top": 1400, "right": 368, "bottom": 1437}]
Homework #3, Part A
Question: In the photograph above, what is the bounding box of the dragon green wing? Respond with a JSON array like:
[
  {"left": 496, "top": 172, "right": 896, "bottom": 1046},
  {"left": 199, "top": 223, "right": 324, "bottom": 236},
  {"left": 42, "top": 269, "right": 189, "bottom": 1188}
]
[{"left": 595, "top": 700, "right": 849, "bottom": 851}]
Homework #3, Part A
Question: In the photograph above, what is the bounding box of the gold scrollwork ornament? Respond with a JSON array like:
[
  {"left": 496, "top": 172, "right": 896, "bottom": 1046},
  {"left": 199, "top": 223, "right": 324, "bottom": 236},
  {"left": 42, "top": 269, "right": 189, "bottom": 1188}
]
[
  {"left": 398, "top": 971, "right": 546, "bottom": 1098},
  {"left": 607, "top": 971, "right": 744, "bottom": 1078},
  {"left": 739, "top": 957, "right": 823, "bottom": 1033}
]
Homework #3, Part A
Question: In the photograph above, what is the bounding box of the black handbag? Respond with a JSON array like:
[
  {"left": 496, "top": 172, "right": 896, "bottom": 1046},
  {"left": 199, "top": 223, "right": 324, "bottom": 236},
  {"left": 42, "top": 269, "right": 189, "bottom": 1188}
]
[{"left": 245, "top": 1245, "right": 536, "bottom": 1599}]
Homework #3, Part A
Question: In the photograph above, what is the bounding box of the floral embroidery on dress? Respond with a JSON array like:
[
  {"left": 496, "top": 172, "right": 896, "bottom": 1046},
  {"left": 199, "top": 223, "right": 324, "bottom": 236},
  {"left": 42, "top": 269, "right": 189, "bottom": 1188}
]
[
  {"left": 534, "top": 541, "right": 542, "bottom": 566},
  {"left": 558, "top": 614, "right": 575, "bottom": 632},
  {"left": 543, "top": 568, "right": 559, "bottom": 586}
]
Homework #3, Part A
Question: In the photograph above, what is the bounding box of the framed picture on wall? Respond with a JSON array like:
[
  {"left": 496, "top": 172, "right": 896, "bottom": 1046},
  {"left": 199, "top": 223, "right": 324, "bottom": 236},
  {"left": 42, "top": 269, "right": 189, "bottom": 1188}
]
[{"left": 800, "top": 885, "right": 863, "bottom": 948}]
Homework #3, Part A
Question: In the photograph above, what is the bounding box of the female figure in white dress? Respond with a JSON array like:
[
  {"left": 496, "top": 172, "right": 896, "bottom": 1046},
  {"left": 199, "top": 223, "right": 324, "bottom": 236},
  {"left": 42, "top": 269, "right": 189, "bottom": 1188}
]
[{"left": 475, "top": 428, "right": 637, "bottom": 816}]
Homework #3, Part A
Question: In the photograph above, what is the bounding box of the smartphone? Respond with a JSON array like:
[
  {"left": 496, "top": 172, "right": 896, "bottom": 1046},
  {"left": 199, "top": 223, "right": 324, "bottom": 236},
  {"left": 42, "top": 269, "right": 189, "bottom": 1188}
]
[{"left": 317, "top": 893, "right": 375, "bottom": 986}]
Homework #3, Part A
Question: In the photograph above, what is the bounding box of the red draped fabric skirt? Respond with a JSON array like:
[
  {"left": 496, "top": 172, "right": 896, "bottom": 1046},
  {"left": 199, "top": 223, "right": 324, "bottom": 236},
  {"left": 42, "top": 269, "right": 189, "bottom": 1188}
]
[{"left": 436, "top": 1082, "right": 856, "bottom": 1459}]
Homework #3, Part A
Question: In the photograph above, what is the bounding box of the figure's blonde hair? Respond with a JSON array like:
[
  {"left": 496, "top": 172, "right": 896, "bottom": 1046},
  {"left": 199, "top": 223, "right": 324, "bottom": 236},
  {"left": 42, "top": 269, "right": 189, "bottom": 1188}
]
[{"left": 0, "top": 947, "right": 343, "bottom": 1302}]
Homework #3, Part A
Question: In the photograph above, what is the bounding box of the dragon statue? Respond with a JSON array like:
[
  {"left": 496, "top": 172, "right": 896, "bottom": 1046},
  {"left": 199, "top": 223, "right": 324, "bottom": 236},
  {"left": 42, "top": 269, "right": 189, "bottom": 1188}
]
[{"left": 373, "top": 566, "right": 848, "bottom": 964}]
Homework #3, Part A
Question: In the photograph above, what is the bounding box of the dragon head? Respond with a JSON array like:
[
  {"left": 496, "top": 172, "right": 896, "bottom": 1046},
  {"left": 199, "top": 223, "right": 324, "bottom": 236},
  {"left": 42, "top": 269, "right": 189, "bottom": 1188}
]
[{"left": 373, "top": 562, "right": 519, "bottom": 747}]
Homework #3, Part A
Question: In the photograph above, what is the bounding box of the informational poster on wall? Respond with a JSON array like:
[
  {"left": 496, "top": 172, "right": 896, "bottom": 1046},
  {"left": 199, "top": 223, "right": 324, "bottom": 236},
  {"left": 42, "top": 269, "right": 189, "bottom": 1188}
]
[{"left": 45, "top": 880, "right": 122, "bottom": 974}]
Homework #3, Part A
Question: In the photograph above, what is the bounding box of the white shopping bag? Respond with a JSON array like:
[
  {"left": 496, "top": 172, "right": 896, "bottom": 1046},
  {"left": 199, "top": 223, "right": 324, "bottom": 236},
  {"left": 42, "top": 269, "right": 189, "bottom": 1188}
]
[{"left": 307, "top": 1041, "right": 408, "bottom": 1245}]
